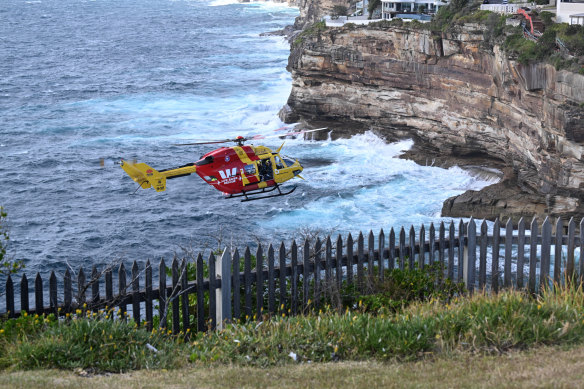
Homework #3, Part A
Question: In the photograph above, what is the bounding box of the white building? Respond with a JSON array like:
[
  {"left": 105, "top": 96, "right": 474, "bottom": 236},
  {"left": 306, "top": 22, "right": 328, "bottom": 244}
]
[
  {"left": 381, "top": 0, "right": 448, "bottom": 20},
  {"left": 556, "top": 0, "right": 584, "bottom": 25}
]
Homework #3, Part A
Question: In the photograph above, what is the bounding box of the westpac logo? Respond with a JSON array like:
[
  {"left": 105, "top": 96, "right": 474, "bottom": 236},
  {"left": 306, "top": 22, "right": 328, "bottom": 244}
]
[{"left": 218, "top": 168, "right": 238, "bottom": 180}]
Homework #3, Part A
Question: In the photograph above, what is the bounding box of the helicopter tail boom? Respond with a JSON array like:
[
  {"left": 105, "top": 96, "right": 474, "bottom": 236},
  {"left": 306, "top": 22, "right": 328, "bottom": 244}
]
[{"left": 120, "top": 161, "right": 197, "bottom": 192}]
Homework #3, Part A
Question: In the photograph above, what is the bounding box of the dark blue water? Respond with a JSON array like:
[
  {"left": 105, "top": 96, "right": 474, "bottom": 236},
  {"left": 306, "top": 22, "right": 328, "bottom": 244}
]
[{"left": 0, "top": 0, "right": 494, "bottom": 283}]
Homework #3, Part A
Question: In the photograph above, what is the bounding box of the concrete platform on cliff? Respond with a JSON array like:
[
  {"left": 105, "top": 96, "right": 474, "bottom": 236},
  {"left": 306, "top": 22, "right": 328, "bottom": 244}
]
[{"left": 323, "top": 15, "right": 382, "bottom": 27}]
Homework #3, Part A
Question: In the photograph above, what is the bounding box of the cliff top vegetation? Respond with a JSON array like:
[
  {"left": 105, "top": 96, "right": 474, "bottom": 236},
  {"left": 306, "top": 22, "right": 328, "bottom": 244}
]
[{"left": 301, "top": 0, "right": 584, "bottom": 73}]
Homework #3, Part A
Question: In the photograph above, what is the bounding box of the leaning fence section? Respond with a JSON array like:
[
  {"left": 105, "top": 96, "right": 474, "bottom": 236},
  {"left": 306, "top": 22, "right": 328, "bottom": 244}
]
[{"left": 2, "top": 216, "right": 583, "bottom": 334}]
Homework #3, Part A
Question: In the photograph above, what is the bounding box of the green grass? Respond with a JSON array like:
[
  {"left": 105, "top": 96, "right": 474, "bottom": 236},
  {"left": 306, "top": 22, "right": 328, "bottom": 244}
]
[
  {"left": 4, "top": 277, "right": 584, "bottom": 373},
  {"left": 189, "top": 284, "right": 584, "bottom": 366},
  {"left": 0, "top": 310, "right": 187, "bottom": 372}
]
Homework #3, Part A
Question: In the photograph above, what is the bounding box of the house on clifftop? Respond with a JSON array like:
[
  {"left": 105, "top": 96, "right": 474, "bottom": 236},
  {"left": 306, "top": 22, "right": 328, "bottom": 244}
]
[
  {"left": 556, "top": 0, "right": 584, "bottom": 25},
  {"left": 381, "top": 0, "right": 448, "bottom": 20}
]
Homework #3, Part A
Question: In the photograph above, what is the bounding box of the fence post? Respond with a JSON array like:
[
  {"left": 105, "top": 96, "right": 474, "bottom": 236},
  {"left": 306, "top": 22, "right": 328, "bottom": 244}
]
[
  {"left": 463, "top": 218, "right": 476, "bottom": 293},
  {"left": 216, "top": 248, "right": 232, "bottom": 330}
]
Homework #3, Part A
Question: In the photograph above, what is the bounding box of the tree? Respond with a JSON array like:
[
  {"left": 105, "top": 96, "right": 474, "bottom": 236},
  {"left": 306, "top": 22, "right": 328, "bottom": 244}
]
[
  {"left": 0, "top": 207, "right": 24, "bottom": 275},
  {"left": 331, "top": 5, "right": 348, "bottom": 19},
  {"left": 368, "top": 0, "right": 381, "bottom": 19}
]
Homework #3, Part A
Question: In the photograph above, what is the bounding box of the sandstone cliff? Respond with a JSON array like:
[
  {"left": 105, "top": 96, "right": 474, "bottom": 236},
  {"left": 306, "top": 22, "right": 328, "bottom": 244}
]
[{"left": 281, "top": 23, "right": 584, "bottom": 221}]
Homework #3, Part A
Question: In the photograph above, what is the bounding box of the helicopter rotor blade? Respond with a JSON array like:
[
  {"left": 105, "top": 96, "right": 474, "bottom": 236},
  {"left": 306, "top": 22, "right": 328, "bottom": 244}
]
[
  {"left": 171, "top": 127, "right": 328, "bottom": 147},
  {"left": 172, "top": 139, "right": 234, "bottom": 146},
  {"left": 254, "top": 127, "right": 328, "bottom": 141}
]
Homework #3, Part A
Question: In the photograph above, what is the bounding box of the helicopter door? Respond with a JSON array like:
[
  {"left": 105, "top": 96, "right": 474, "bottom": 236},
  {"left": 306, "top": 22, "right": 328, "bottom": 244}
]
[{"left": 258, "top": 158, "right": 273, "bottom": 182}]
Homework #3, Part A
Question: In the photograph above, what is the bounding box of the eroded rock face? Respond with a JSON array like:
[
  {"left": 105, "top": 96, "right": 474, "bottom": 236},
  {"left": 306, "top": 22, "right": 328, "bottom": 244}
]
[{"left": 282, "top": 23, "right": 584, "bottom": 221}]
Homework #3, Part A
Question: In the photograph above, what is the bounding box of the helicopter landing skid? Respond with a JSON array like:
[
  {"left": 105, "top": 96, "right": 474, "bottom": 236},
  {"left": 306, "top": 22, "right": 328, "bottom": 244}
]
[{"left": 226, "top": 184, "right": 297, "bottom": 202}]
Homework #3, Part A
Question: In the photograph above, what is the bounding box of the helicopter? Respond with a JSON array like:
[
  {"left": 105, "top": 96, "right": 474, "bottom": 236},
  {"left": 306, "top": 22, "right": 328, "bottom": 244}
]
[{"left": 119, "top": 127, "right": 327, "bottom": 202}]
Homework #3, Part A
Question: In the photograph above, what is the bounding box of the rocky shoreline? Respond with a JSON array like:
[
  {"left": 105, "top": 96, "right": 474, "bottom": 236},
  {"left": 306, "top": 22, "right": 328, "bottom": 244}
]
[{"left": 278, "top": 21, "right": 584, "bottom": 222}]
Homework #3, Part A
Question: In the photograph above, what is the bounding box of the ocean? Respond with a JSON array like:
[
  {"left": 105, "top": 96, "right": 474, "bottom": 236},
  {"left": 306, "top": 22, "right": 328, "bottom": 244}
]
[{"left": 0, "top": 0, "right": 496, "bottom": 282}]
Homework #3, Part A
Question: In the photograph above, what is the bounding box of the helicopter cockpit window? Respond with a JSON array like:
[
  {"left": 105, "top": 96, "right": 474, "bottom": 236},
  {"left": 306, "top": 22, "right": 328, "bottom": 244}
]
[
  {"left": 283, "top": 157, "right": 295, "bottom": 167},
  {"left": 274, "top": 155, "right": 284, "bottom": 169},
  {"left": 244, "top": 164, "right": 256, "bottom": 175}
]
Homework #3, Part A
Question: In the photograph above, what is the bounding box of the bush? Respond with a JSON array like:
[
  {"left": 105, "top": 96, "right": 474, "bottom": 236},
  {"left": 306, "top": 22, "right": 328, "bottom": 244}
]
[
  {"left": 0, "top": 310, "right": 187, "bottom": 372},
  {"left": 189, "top": 284, "right": 584, "bottom": 366},
  {"left": 368, "top": 0, "right": 381, "bottom": 19},
  {"left": 0, "top": 207, "right": 24, "bottom": 276},
  {"left": 331, "top": 5, "right": 348, "bottom": 19},
  {"left": 334, "top": 262, "right": 465, "bottom": 314}
]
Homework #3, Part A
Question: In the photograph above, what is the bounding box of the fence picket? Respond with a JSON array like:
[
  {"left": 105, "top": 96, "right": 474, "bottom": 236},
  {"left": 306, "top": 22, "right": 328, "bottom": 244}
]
[
  {"left": 409, "top": 226, "right": 415, "bottom": 270},
  {"left": 448, "top": 222, "right": 455, "bottom": 280},
  {"left": 209, "top": 253, "right": 216, "bottom": 329},
  {"left": 132, "top": 261, "right": 140, "bottom": 326},
  {"left": 244, "top": 247, "right": 252, "bottom": 319},
  {"left": 49, "top": 271, "right": 58, "bottom": 315},
  {"left": 465, "top": 218, "right": 476, "bottom": 292},
  {"left": 325, "top": 236, "right": 333, "bottom": 287},
  {"left": 91, "top": 266, "right": 99, "bottom": 307},
  {"left": 196, "top": 254, "right": 205, "bottom": 332},
  {"left": 180, "top": 259, "right": 188, "bottom": 333},
  {"left": 256, "top": 245, "right": 264, "bottom": 318},
  {"left": 399, "top": 227, "right": 406, "bottom": 270},
  {"left": 541, "top": 217, "right": 552, "bottom": 290},
  {"left": 567, "top": 218, "right": 576, "bottom": 280},
  {"left": 479, "top": 220, "right": 488, "bottom": 289},
  {"left": 389, "top": 228, "right": 395, "bottom": 270},
  {"left": 171, "top": 259, "right": 180, "bottom": 334},
  {"left": 303, "top": 240, "right": 310, "bottom": 308},
  {"left": 439, "top": 222, "right": 445, "bottom": 275},
  {"left": 279, "top": 242, "right": 286, "bottom": 312},
  {"left": 379, "top": 229, "right": 385, "bottom": 278},
  {"left": 554, "top": 218, "right": 563, "bottom": 284},
  {"left": 145, "top": 260, "right": 153, "bottom": 331},
  {"left": 504, "top": 218, "right": 513, "bottom": 288},
  {"left": 357, "top": 232, "right": 364, "bottom": 289},
  {"left": 492, "top": 219, "right": 500, "bottom": 293},
  {"left": 336, "top": 235, "right": 343, "bottom": 290},
  {"left": 517, "top": 218, "right": 525, "bottom": 289},
  {"left": 232, "top": 248, "right": 241, "bottom": 320},
  {"left": 105, "top": 267, "right": 113, "bottom": 305},
  {"left": 35, "top": 273, "right": 43, "bottom": 315},
  {"left": 368, "top": 231, "right": 374, "bottom": 277},
  {"left": 429, "top": 223, "right": 435, "bottom": 265},
  {"left": 118, "top": 264, "right": 126, "bottom": 319},
  {"left": 21, "top": 274, "right": 29, "bottom": 313},
  {"left": 458, "top": 219, "right": 465, "bottom": 282},
  {"left": 314, "top": 238, "right": 322, "bottom": 309},
  {"left": 159, "top": 259, "right": 167, "bottom": 330},
  {"left": 291, "top": 240, "right": 298, "bottom": 316},
  {"left": 6, "top": 275, "right": 14, "bottom": 317},
  {"left": 268, "top": 244, "right": 275, "bottom": 314},
  {"left": 419, "top": 225, "right": 426, "bottom": 271},
  {"left": 78, "top": 267, "right": 86, "bottom": 309},
  {"left": 346, "top": 233, "right": 354, "bottom": 285},
  {"left": 207, "top": 253, "right": 218, "bottom": 330},
  {"left": 64, "top": 269, "right": 71, "bottom": 314},
  {"left": 529, "top": 218, "right": 538, "bottom": 293}
]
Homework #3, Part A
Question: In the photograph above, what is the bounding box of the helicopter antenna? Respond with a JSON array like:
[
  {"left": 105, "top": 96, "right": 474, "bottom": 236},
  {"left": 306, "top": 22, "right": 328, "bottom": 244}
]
[{"left": 131, "top": 182, "right": 145, "bottom": 195}]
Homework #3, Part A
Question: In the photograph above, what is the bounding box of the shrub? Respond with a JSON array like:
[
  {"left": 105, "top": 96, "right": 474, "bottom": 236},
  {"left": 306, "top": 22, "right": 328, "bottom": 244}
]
[
  {"left": 333, "top": 262, "right": 465, "bottom": 315},
  {"left": 189, "top": 285, "right": 584, "bottom": 366},
  {"left": 0, "top": 207, "right": 24, "bottom": 276},
  {"left": 331, "top": 5, "right": 348, "bottom": 19},
  {"left": 0, "top": 310, "right": 187, "bottom": 372}
]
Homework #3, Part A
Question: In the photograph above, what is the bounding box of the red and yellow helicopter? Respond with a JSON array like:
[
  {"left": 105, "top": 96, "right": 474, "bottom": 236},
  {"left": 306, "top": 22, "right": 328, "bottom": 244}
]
[{"left": 119, "top": 127, "right": 326, "bottom": 201}]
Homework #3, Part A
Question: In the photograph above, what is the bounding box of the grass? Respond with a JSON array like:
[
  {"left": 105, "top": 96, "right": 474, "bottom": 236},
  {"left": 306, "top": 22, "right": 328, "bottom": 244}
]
[
  {"left": 189, "top": 287, "right": 584, "bottom": 367},
  {"left": 3, "top": 344, "right": 584, "bottom": 388},
  {"left": 0, "top": 309, "right": 188, "bottom": 372},
  {"left": 4, "top": 271, "right": 584, "bottom": 378}
]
